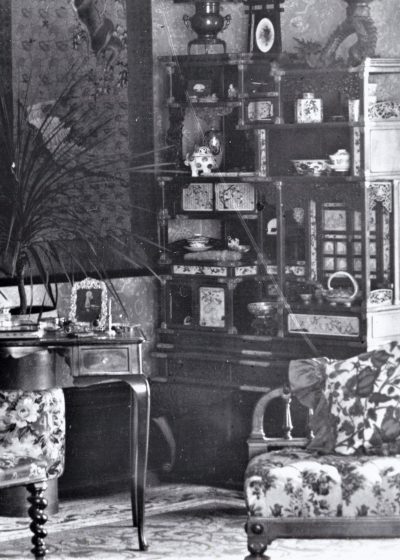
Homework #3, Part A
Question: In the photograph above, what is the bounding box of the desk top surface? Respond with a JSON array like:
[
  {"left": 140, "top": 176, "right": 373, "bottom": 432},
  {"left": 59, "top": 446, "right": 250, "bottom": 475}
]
[{"left": 0, "top": 332, "right": 144, "bottom": 349}]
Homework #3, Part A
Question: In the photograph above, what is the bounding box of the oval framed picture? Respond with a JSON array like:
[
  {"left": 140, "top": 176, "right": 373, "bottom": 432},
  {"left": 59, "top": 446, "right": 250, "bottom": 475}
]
[{"left": 255, "top": 17, "right": 275, "bottom": 53}]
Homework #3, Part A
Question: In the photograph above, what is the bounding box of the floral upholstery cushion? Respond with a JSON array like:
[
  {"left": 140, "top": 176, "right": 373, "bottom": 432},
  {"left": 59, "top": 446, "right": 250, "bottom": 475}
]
[
  {"left": 245, "top": 448, "right": 400, "bottom": 518},
  {"left": 0, "top": 388, "right": 65, "bottom": 487},
  {"left": 325, "top": 343, "right": 400, "bottom": 455},
  {"left": 289, "top": 341, "right": 400, "bottom": 455},
  {"left": 0, "top": 456, "right": 48, "bottom": 486}
]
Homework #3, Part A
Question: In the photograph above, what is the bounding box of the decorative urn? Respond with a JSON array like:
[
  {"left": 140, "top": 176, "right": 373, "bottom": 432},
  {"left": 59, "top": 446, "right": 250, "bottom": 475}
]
[{"left": 183, "top": 1, "right": 231, "bottom": 53}]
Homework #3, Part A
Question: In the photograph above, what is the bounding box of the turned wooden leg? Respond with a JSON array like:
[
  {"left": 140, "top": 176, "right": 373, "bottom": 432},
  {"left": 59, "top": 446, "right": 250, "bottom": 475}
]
[
  {"left": 244, "top": 552, "right": 270, "bottom": 560},
  {"left": 26, "top": 482, "right": 48, "bottom": 559},
  {"left": 245, "top": 521, "right": 269, "bottom": 560},
  {"left": 244, "top": 543, "right": 270, "bottom": 560}
]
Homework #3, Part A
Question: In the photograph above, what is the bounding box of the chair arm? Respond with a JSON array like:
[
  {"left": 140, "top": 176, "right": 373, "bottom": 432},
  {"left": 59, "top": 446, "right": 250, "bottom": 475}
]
[{"left": 247, "top": 386, "right": 309, "bottom": 460}]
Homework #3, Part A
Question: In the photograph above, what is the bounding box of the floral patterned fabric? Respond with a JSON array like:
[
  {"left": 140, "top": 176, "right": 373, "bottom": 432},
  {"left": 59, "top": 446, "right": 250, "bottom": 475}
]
[
  {"left": 325, "top": 343, "right": 400, "bottom": 455},
  {"left": 0, "top": 388, "right": 65, "bottom": 486},
  {"left": 245, "top": 449, "right": 400, "bottom": 518},
  {"left": 289, "top": 341, "right": 400, "bottom": 455}
]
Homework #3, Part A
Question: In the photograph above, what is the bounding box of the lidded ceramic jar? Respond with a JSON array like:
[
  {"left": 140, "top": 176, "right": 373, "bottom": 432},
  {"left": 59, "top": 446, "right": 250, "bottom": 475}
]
[
  {"left": 295, "top": 92, "right": 323, "bottom": 123},
  {"left": 329, "top": 149, "right": 350, "bottom": 173}
]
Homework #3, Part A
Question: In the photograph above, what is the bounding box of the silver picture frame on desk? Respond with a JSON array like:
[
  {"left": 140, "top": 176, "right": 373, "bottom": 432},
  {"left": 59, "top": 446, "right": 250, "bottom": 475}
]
[{"left": 69, "top": 278, "right": 108, "bottom": 330}]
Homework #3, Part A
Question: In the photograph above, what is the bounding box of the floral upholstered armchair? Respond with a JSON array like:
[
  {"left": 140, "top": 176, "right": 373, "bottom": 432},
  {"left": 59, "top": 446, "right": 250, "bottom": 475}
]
[
  {"left": 0, "top": 388, "right": 65, "bottom": 558},
  {"left": 244, "top": 341, "right": 400, "bottom": 559}
]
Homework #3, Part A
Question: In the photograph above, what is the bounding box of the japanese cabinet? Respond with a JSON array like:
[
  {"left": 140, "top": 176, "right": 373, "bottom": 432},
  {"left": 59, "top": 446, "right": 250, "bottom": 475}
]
[{"left": 151, "top": 55, "right": 400, "bottom": 483}]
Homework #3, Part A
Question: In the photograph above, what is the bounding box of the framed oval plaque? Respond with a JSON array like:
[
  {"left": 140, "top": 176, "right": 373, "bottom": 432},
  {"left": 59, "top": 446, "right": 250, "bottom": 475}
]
[{"left": 255, "top": 17, "right": 275, "bottom": 53}]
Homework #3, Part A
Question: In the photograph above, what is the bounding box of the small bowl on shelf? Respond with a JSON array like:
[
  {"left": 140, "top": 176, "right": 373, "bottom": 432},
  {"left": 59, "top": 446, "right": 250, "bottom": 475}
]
[
  {"left": 322, "top": 289, "right": 358, "bottom": 306},
  {"left": 291, "top": 159, "right": 331, "bottom": 177},
  {"left": 186, "top": 235, "right": 210, "bottom": 248},
  {"left": 247, "top": 301, "right": 277, "bottom": 318}
]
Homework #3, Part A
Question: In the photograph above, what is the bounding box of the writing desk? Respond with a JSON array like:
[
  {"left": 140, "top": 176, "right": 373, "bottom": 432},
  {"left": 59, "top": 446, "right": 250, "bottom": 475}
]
[{"left": 0, "top": 332, "right": 150, "bottom": 551}]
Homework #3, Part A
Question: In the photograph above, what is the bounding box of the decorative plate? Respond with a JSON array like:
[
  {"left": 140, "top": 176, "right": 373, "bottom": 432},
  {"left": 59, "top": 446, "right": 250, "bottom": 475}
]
[{"left": 255, "top": 18, "right": 275, "bottom": 54}]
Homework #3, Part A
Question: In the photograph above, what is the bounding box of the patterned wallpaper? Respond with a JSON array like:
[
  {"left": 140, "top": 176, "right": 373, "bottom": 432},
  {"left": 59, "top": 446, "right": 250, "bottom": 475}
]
[
  {"left": 0, "top": 0, "right": 12, "bottom": 93},
  {"left": 11, "top": 0, "right": 131, "bottom": 238}
]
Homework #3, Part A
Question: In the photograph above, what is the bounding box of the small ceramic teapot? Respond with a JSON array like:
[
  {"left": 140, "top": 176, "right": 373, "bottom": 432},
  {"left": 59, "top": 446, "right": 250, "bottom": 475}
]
[
  {"left": 184, "top": 145, "right": 218, "bottom": 177},
  {"left": 329, "top": 149, "right": 350, "bottom": 172}
]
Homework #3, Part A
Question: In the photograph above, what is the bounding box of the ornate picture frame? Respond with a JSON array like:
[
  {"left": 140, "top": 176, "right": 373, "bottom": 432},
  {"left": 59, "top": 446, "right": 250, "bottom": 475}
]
[
  {"left": 69, "top": 277, "right": 108, "bottom": 330},
  {"left": 245, "top": 1, "right": 284, "bottom": 55}
]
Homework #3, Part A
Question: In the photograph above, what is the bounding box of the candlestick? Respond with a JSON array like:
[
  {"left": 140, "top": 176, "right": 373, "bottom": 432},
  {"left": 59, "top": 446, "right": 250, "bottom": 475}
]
[{"left": 108, "top": 298, "right": 113, "bottom": 334}]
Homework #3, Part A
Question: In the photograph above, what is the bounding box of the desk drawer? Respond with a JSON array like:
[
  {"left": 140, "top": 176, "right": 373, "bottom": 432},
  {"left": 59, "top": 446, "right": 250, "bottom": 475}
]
[{"left": 73, "top": 345, "right": 140, "bottom": 376}]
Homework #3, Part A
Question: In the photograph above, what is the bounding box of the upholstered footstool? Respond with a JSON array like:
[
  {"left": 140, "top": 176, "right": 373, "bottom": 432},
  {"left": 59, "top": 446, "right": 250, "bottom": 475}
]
[{"left": 246, "top": 448, "right": 400, "bottom": 517}]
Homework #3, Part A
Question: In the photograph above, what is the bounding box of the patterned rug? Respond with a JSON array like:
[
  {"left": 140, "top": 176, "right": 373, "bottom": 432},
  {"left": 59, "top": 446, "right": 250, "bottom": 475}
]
[
  {"left": 1, "top": 484, "right": 400, "bottom": 559},
  {"left": 0, "top": 484, "right": 244, "bottom": 543}
]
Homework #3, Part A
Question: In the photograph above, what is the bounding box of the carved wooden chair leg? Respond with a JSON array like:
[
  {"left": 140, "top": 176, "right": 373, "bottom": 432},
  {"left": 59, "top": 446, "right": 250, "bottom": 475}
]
[{"left": 26, "top": 482, "right": 48, "bottom": 559}]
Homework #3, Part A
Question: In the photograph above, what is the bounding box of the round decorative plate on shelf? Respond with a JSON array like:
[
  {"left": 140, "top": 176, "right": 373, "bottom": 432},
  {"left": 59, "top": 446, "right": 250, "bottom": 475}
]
[{"left": 255, "top": 18, "right": 275, "bottom": 53}]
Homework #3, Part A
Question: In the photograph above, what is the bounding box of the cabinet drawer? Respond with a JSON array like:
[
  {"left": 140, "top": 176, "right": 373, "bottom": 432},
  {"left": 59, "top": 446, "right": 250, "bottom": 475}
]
[
  {"left": 230, "top": 362, "right": 286, "bottom": 388},
  {"left": 73, "top": 345, "right": 140, "bottom": 376},
  {"left": 168, "top": 358, "right": 230, "bottom": 384}
]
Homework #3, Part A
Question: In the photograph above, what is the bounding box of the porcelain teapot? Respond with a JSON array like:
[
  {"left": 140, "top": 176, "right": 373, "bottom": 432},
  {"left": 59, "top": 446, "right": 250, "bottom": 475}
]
[
  {"left": 329, "top": 149, "right": 350, "bottom": 172},
  {"left": 184, "top": 145, "right": 218, "bottom": 177}
]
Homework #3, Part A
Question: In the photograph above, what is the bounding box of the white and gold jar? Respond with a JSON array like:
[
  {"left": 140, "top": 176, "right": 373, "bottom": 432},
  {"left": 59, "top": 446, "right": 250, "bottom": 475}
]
[{"left": 295, "top": 92, "right": 323, "bottom": 123}]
